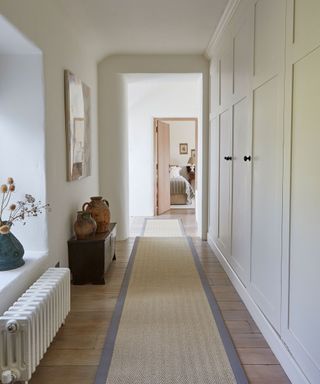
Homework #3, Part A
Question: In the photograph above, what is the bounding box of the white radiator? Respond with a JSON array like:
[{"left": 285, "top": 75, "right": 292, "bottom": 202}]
[{"left": 0, "top": 268, "right": 70, "bottom": 384}]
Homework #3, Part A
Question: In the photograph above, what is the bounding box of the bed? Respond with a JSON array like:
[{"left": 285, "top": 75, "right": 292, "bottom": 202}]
[{"left": 169, "top": 166, "right": 195, "bottom": 205}]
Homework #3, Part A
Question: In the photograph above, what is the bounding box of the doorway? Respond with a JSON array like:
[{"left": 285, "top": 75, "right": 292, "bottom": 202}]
[
  {"left": 127, "top": 73, "right": 203, "bottom": 237},
  {"left": 153, "top": 118, "right": 198, "bottom": 216}
]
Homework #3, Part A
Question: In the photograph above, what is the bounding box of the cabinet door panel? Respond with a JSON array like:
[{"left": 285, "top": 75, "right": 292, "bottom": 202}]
[
  {"left": 234, "top": 20, "right": 252, "bottom": 100},
  {"left": 231, "top": 98, "right": 251, "bottom": 286},
  {"left": 254, "top": 0, "right": 285, "bottom": 82},
  {"left": 286, "top": 48, "right": 320, "bottom": 382},
  {"left": 293, "top": 0, "right": 320, "bottom": 54},
  {"left": 251, "top": 76, "right": 283, "bottom": 331},
  {"left": 220, "top": 42, "right": 233, "bottom": 108},
  {"left": 208, "top": 117, "right": 219, "bottom": 238},
  {"left": 211, "top": 59, "right": 220, "bottom": 114},
  {"left": 218, "top": 109, "right": 232, "bottom": 257}
]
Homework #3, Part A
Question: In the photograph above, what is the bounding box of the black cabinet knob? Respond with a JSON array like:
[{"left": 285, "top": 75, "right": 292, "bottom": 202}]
[
  {"left": 244, "top": 155, "right": 252, "bottom": 162},
  {"left": 224, "top": 156, "right": 232, "bottom": 161}
]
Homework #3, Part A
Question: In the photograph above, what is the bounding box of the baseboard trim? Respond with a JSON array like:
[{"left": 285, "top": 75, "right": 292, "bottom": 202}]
[{"left": 207, "top": 233, "right": 309, "bottom": 384}]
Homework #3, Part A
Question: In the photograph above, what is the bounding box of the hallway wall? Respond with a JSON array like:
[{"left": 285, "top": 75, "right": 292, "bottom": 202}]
[{"left": 98, "top": 55, "right": 209, "bottom": 240}]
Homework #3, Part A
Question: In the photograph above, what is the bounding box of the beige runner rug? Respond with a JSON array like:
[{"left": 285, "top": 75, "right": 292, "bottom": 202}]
[
  {"left": 143, "top": 218, "right": 183, "bottom": 237},
  {"left": 95, "top": 219, "right": 248, "bottom": 384}
]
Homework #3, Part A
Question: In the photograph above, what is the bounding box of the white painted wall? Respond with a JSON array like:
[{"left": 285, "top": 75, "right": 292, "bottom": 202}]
[
  {"left": 0, "top": 2, "right": 99, "bottom": 311},
  {"left": 127, "top": 75, "right": 200, "bottom": 218},
  {"left": 0, "top": 54, "right": 47, "bottom": 251},
  {"left": 169, "top": 121, "right": 196, "bottom": 166},
  {"left": 98, "top": 55, "right": 209, "bottom": 239}
]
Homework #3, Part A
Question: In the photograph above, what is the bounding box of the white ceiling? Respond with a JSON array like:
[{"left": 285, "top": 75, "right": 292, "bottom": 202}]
[{"left": 55, "top": 0, "right": 229, "bottom": 61}]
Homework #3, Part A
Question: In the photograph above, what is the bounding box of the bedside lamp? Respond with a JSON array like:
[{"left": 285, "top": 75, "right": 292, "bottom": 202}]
[
  {"left": 187, "top": 157, "right": 196, "bottom": 173},
  {"left": 187, "top": 156, "right": 193, "bottom": 164},
  {"left": 188, "top": 154, "right": 196, "bottom": 165}
]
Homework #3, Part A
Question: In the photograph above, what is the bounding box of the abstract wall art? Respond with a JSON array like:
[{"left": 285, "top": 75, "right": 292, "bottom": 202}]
[{"left": 64, "top": 70, "right": 91, "bottom": 181}]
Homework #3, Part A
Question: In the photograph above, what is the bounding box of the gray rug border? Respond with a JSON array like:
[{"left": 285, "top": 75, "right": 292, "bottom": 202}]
[
  {"left": 187, "top": 236, "right": 249, "bottom": 384},
  {"left": 94, "top": 237, "right": 140, "bottom": 384}
]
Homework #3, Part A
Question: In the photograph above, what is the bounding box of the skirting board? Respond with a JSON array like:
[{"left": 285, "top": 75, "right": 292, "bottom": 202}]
[{"left": 207, "top": 233, "right": 309, "bottom": 384}]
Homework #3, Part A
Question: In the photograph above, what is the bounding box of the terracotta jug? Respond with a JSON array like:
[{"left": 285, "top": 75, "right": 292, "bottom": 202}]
[
  {"left": 74, "top": 211, "right": 97, "bottom": 239},
  {"left": 82, "top": 196, "right": 110, "bottom": 233}
]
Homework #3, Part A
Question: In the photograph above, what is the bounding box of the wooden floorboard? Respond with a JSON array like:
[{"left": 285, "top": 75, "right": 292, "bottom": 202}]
[{"left": 30, "top": 211, "right": 291, "bottom": 384}]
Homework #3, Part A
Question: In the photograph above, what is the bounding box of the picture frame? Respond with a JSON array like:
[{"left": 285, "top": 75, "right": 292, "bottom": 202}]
[
  {"left": 179, "top": 143, "right": 188, "bottom": 154},
  {"left": 64, "top": 70, "right": 91, "bottom": 181},
  {"left": 191, "top": 149, "right": 196, "bottom": 159}
]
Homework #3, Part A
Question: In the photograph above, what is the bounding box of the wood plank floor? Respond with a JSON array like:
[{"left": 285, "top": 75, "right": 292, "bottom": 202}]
[{"left": 30, "top": 210, "right": 291, "bottom": 384}]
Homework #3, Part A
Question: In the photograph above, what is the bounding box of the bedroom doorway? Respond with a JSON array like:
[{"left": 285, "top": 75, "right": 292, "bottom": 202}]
[{"left": 154, "top": 117, "right": 198, "bottom": 216}]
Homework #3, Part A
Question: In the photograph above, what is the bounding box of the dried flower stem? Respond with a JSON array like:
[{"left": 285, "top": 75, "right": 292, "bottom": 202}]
[
  {"left": 0, "top": 191, "right": 9, "bottom": 223},
  {"left": 2, "top": 191, "right": 12, "bottom": 211},
  {"left": 0, "top": 178, "right": 49, "bottom": 229}
]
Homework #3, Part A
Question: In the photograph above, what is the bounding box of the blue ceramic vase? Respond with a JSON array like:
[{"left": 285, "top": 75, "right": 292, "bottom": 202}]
[{"left": 0, "top": 230, "right": 25, "bottom": 271}]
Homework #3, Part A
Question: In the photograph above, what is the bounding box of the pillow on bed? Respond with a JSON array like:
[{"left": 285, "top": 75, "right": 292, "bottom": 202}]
[{"left": 169, "top": 166, "right": 181, "bottom": 178}]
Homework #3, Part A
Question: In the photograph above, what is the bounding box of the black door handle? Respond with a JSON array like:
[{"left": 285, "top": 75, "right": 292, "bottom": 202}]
[
  {"left": 244, "top": 155, "right": 252, "bottom": 162},
  {"left": 224, "top": 156, "right": 232, "bottom": 161}
]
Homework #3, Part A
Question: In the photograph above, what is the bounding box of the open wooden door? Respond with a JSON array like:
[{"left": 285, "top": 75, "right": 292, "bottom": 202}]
[{"left": 155, "top": 120, "right": 170, "bottom": 215}]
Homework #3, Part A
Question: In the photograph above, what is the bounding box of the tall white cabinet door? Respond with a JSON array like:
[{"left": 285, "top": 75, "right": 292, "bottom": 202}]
[
  {"left": 285, "top": 47, "right": 320, "bottom": 384},
  {"left": 250, "top": 0, "right": 285, "bottom": 332},
  {"left": 230, "top": 11, "right": 253, "bottom": 287},
  {"left": 251, "top": 76, "right": 283, "bottom": 331},
  {"left": 231, "top": 98, "right": 251, "bottom": 286},
  {"left": 217, "top": 109, "right": 232, "bottom": 258}
]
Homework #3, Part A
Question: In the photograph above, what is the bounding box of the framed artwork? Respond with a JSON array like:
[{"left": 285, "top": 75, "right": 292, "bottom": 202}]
[
  {"left": 191, "top": 149, "right": 196, "bottom": 159},
  {"left": 64, "top": 70, "right": 91, "bottom": 181},
  {"left": 179, "top": 143, "right": 188, "bottom": 154}
]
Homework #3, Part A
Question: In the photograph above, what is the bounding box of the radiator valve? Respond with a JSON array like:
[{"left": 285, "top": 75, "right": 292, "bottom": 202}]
[
  {"left": 1, "top": 370, "right": 17, "bottom": 384},
  {"left": 6, "top": 320, "right": 18, "bottom": 334}
]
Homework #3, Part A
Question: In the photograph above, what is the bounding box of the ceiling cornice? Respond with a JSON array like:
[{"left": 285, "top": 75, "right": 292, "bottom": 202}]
[{"left": 205, "top": 0, "right": 241, "bottom": 59}]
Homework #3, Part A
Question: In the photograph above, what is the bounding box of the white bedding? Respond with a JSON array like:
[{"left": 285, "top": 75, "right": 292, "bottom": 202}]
[{"left": 170, "top": 175, "right": 195, "bottom": 204}]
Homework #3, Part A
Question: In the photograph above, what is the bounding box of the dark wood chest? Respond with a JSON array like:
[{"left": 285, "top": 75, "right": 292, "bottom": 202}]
[{"left": 68, "top": 223, "right": 116, "bottom": 284}]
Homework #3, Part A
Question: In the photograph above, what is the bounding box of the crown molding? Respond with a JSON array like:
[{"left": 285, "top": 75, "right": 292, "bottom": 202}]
[{"left": 205, "top": 0, "right": 241, "bottom": 59}]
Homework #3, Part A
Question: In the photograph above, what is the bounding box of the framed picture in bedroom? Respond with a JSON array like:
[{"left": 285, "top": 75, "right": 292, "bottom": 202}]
[
  {"left": 64, "top": 69, "right": 91, "bottom": 181},
  {"left": 179, "top": 143, "right": 188, "bottom": 154}
]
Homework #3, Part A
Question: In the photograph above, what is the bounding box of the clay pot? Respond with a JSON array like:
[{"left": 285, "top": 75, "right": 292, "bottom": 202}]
[
  {"left": 74, "top": 211, "right": 97, "bottom": 239},
  {"left": 82, "top": 196, "right": 110, "bottom": 233}
]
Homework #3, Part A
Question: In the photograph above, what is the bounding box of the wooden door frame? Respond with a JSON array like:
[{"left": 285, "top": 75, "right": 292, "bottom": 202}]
[{"left": 153, "top": 117, "right": 199, "bottom": 216}]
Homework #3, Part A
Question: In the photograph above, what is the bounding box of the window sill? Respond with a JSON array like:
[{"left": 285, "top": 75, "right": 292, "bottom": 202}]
[{"left": 0, "top": 250, "right": 49, "bottom": 315}]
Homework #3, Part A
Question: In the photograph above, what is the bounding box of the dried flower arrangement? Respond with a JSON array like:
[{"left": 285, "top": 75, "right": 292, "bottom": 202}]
[{"left": 0, "top": 177, "right": 49, "bottom": 235}]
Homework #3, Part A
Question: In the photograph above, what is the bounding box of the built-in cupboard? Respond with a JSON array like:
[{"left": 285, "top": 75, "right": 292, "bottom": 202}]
[{"left": 207, "top": 0, "right": 320, "bottom": 383}]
